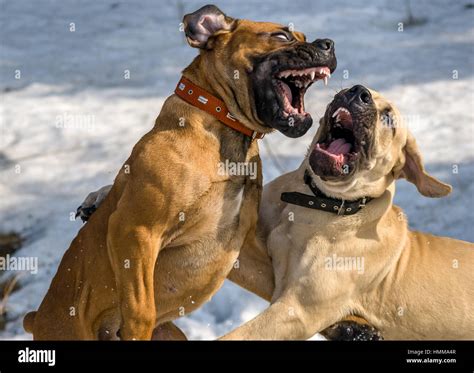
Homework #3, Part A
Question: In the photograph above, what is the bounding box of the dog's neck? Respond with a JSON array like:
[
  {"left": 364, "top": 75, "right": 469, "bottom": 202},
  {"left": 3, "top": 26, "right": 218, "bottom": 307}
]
[
  {"left": 302, "top": 155, "right": 395, "bottom": 201},
  {"left": 182, "top": 56, "right": 265, "bottom": 133},
  {"left": 182, "top": 57, "right": 221, "bottom": 100},
  {"left": 281, "top": 170, "right": 372, "bottom": 216},
  {"left": 157, "top": 87, "right": 257, "bottom": 167},
  {"left": 288, "top": 164, "right": 397, "bottom": 233}
]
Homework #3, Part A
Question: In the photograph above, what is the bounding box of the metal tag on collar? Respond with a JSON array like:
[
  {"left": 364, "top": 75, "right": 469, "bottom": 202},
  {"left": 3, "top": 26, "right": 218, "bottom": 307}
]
[
  {"left": 251, "top": 131, "right": 264, "bottom": 140},
  {"left": 337, "top": 200, "right": 346, "bottom": 216}
]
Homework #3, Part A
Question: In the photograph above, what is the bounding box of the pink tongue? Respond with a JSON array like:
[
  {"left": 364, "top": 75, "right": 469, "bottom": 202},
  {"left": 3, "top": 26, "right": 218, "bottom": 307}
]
[{"left": 327, "top": 138, "right": 352, "bottom": 155}]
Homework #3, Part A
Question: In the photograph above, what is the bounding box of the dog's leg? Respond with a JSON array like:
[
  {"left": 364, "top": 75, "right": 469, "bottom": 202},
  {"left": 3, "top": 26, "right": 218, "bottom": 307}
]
[
  {"left": 228, "top": 235, "right": 382, "bottom": 340},
  {"left": 107, "top": 183, "right": 168, "bottom": 340},
  {"left": 79, "top": 187, "right": 380, "bottom": 340},
  {"left": 227, "top": 232, "right": 274, "bottom": 302},
  {"left": 219, "top": 299, "right": 336, "bottom": 340},
  {"left": 76, "top": 184, "right": 112, "bottom": 222},
  {"left": 321, "top": 317, "right": 383, "bottom": 341},
  {"left": 152, "top": 322, "right": 187, "bottom": 341}
]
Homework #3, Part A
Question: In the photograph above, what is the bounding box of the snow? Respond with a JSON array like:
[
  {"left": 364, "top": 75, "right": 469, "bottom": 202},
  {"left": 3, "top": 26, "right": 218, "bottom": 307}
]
[{"left": 0, "top": 0, "right": 472, "bottom": 339}]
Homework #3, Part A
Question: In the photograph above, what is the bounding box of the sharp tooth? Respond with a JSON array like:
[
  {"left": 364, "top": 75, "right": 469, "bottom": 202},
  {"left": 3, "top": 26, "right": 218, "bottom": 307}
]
[
  {"left": 310, "top": 71, "right": 315, "bottom": 80},
  {"left": 324, "top": 77, "right": 328, "bottom": 86}
]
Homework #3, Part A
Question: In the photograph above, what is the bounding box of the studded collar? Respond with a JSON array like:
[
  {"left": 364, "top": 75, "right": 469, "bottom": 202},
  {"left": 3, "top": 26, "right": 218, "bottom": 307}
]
[
  {"left": 175, "top": 76, "right": 265, "bottom": 140},
  {"left": 280, "top": 170, "right": 371, "bottom": 215}
]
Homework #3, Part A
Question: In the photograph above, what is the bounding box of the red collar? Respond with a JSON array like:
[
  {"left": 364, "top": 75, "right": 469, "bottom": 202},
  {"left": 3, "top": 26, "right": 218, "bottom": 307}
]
[{"left": 174, "top": 76, "right": 265, "bottom": 140}]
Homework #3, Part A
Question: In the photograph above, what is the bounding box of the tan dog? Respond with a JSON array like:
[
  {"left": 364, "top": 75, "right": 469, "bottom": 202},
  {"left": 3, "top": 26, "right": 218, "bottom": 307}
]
[
  {"left": 23, "top": 5, "right": 338, "bottom": 340},
  {"left": 220, "top": 85, "right": 474, "bottom": 340}
]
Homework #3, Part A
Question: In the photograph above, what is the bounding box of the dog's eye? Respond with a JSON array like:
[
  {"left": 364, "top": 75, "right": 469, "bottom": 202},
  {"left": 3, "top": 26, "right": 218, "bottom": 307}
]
[{"left": 272, "top": 32, "right": 292, "bottom": 42}]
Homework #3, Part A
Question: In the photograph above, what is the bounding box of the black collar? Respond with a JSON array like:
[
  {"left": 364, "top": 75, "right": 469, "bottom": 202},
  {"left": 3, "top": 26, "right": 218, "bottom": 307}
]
[{"left": 280, "top": 171, "right": 372, "bottom": 216}]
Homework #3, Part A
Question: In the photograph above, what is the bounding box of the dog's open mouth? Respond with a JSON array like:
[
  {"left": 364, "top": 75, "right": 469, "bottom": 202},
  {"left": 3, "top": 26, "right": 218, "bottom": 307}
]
[
  {"left": 274, "top": 66, "right": 331, "bottom": 118},
  {"left": 251, "top": 39, "right": 337, "bottom": 138},
  {"left": 310, "top": 106, "right": 360, "bottom": 179}
]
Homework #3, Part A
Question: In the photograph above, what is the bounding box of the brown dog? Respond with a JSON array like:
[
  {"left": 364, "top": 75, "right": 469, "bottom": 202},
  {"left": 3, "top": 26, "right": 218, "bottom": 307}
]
[
  {"left": 220, "top": 86, "right": 474, "bottom": 340},
  {"left": 23, "top": 5, "right": 337, "bottom": 340}
]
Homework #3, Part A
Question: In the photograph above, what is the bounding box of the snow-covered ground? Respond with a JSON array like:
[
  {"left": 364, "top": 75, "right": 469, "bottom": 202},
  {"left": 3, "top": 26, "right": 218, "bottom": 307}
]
[{"left": 0, "top": 0, "right": 472, "bottom": 339}]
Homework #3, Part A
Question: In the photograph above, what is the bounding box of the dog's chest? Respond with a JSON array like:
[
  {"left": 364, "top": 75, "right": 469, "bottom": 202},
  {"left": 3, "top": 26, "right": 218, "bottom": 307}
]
[
  {"left": 165, "top": 168, "right": 261, "bottom": 278},
  {"left": 154, "top": 142, "right": 261, "bottom": 316},
  {"left": 154, "top": 176, "right": 260, "bottom": 318},
  {"left": 169, "top": 141, "right": 261, "bottom": 248}
]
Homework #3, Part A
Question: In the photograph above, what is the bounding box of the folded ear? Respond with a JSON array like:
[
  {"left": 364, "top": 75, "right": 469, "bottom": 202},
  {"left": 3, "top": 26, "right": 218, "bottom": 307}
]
[
  {"left": 398, "top": 132, "right": 452, "bottom": 198},
  {"left": 183, "top": 5, "right": 236, "bottom": 49}
]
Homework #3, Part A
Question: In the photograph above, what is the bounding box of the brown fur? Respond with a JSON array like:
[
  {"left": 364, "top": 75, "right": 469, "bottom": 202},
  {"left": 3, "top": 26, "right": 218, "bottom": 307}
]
[{"left": 22, "top": 15, "right": 324, "bottom": 340}]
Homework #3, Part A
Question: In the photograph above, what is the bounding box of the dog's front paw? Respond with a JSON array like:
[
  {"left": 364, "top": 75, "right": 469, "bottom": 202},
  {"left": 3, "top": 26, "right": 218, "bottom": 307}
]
[
  {"left": 323, "top": 321, "right": 383, "bottom": 341},
  {"left": 75, "top": 184, "right": 112, "bottom": 222}
]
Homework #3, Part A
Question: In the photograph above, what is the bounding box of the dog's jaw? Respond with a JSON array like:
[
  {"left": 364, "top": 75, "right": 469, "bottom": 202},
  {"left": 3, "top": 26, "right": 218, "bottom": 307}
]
[{"left": 250, "top": 40, "right": 337, "bottom": 138}]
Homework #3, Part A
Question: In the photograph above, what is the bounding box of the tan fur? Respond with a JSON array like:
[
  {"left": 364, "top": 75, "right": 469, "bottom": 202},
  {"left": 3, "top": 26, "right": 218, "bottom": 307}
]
[{"left": 222, "top": 90, "right": 474, "bottom": 340}]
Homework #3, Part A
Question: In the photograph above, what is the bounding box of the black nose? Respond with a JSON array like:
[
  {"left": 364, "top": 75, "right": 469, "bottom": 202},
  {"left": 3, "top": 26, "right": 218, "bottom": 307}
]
[
  {"left": 347, "top": 85, "right": 372, "bottom": 104},
  {"left": 313, "top": 38, "right": 334, "bottom": 52}
]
